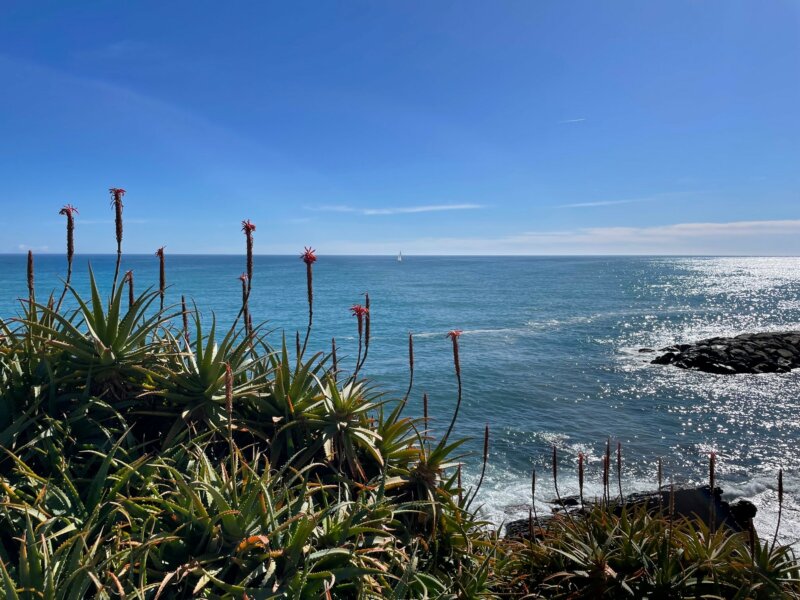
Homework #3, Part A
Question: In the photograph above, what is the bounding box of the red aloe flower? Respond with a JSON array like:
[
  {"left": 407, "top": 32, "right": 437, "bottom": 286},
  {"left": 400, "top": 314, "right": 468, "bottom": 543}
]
[
  {"left": 300, "top": 246, "right": 317, "bottom": 265},
  {"left": 241, "top": 219, "right": 256, "bottom": 234},
  {"left": 350, "top": 304, "right": 368, "bottom": 317},
  {"left": 447, "top": 329, "right": 463, "bottom": 340},
  {"left": 350, "top": 304, "right": 368, "bottom": 341},
  {"left": 350, "top": 304, "right": 368, "bottom": 320},
  {"left": 59, "top": 204, "right": 79, "bottom": 217}
]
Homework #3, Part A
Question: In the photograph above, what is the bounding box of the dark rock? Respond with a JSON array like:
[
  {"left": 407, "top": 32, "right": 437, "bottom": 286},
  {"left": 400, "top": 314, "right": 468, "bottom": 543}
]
[
  {"left": 730, "top": 500, "right": 757, "bottom": 527},
  {"left": 505, "top": 485, "right": 756, "bottom": 539},
  {"left": 639, "top": 348, "right": 655, "bottom": 353},
  {"left": 659, "top": 344, "right": 692, "bottom": 353},
  {"left": 505, "top": 516, "right": 548, "bottom": 540},
  {"left": 653, "top": 352, "right": 678, "bottom": 365},
  {"left": 647, "top": 331, "right": 800, "bottom": 374}
]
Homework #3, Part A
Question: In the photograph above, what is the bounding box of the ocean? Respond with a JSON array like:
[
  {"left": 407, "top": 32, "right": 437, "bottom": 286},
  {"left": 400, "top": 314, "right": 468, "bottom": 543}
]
[{"left": 1, "top": 254, "right": 799, "bottom": 542}]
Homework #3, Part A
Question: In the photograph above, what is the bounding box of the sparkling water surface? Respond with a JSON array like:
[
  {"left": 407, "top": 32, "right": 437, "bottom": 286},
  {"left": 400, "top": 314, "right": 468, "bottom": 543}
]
[{"left": 1, "top": 254, "right": 799, "bottom": 541}]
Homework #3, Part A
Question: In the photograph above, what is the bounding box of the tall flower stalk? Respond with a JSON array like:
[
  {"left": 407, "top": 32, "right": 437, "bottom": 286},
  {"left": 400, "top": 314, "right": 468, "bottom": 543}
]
[
  {"left": 155, "top": 246, "right": 166, "bottom": 311},
  {"left": 181, "top": 295, "right": 190, "bottom": 347},
  {"left": 357, "top": 292, "right": 371, "bottom": 373},
  {"left": 603, "top": 438, "right": 611, "bottom": 506},
  {"left": 442, "top": 329, "right": 463, "bottom": 444},
  {"left": 238, "top": 219, "right": 256, "bottom": 331},
  {"left": 241, "top": 220, "right": 256, "bottom": 293},
  {"left": 26, "top": 250, "right": 34, "bottom": 304},
  {"left": 299, "top": 246, "right": 317, "bottom": 358},
  {"left": 125, "top": 270, "right": 134, "bottom": 310},
  {"left": 467, "top": 424, "right": 490, "bottom": 509},
  {"left": 350, "top": 304, "right": 368, "bottom": 378},
  {"left": 617, "top": 441, "right": 623, "bottom": 503},
  {"left": 331, "top": 337, "right": 338, "bottom": 382},
  {"left": 401, "top": 332, "right": 414, "bottom": 409},
  {"left": 239, "top": 273, "right": 250, "bottom": 336},
  {"left": 552, "top": 446, "right": 576, "bottom": 526},
  {"left": 225, "top": 362, "right": 237, "bottom": 503},
  {"left": 109, "top": 188, "right": 126, "bottom": 293},
  {"left": 772, "top": 468, "right": 784, "bottom": 551},
  {"left": 531, "top": 468, "right": 539, "bottom": 531},
  {"left": 552, "top": 446, "right": 563, "bottom": 505},
  {"left": 578, "top": 452, "right": 585, "bottom": 509},
  {"left": 56, "top": 204, "right": 78, "bottom": 312},
  {"left": 709, "top": 451, "right": 716, "bottom": 532}
]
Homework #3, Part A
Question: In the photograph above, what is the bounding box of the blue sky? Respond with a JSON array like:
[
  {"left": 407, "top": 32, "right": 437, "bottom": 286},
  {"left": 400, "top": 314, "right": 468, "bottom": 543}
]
[{"left": 1, "top": 1, "right": 798, "bottom": 254}]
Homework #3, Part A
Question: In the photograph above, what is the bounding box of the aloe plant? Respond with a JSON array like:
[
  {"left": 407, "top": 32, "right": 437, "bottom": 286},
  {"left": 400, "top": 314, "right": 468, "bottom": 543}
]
[
  {"left": 26, "top": 267, "right": 166, "bottom": 400},
  {"left": 136, "top": 309, "right": 271, "bottom": 447}
]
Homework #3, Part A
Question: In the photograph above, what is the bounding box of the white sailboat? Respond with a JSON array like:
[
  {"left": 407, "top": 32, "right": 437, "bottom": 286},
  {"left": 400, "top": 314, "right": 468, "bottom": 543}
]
[{"left": 397, "top": 251, "right": 403, "bottom": 262}]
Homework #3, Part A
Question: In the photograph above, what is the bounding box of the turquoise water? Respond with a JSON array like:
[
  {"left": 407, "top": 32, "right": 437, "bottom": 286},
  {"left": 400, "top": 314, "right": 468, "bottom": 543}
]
[{"left": 2, "top": 254, "right": 799, "bottom": 540}]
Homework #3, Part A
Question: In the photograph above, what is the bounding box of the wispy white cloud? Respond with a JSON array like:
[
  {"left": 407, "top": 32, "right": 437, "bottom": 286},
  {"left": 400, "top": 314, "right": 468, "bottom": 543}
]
[
  {"left": 559, "top": 198, "right": 645, "bottom": 208},
  {"left": 315, "top": 219, "right": 800, "bottom": 255},
  {"left": 558, "top": 190, "right": 711, "bottom": 209},
  {"left": 313, "top": 203, "right": 483, "bottom": 216},
  {"left": 557, "top": 118, "right": 586, "bottom": 124}
]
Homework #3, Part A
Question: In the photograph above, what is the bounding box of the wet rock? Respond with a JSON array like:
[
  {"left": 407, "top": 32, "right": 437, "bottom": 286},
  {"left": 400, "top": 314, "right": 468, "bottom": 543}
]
[
  {"left": 647, "top": 331, "right": 800, "bottom": 374},
  {"left": 653, "top": 352, "right": 678, "bottom": 365}
]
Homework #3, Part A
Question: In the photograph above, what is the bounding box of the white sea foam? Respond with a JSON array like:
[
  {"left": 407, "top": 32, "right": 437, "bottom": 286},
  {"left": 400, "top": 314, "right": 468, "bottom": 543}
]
[{"left": 470, "top": 467, "right": 800, "bottom": 546}]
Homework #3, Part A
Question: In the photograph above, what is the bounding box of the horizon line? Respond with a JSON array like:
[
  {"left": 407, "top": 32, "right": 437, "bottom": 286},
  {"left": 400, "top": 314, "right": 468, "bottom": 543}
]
[{"left": 3, "top": 253, "right": 800, "bottom": 258}]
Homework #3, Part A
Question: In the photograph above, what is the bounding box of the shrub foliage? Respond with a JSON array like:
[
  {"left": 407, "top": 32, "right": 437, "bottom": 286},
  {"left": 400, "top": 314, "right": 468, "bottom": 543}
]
[{"left": 0, "top": 193, "right": 798, "bottom": 598}]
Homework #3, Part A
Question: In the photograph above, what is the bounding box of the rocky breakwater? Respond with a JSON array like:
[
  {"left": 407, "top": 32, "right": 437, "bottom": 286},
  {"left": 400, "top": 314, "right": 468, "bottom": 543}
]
[{"left": 643, "top": 331, "right": 800, "bottom": 374}]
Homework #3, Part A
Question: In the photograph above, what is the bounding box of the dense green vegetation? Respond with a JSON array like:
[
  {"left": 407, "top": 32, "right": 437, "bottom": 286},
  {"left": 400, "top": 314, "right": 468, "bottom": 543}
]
[{"left": 0, "top": 193, "right": 798, "bottom": 598}]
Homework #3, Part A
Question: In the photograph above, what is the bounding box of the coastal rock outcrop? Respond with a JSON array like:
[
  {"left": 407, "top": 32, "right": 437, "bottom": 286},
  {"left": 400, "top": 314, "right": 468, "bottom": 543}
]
[
  {"left": 505, "top": 485, "right": 756, "bottom": 539},
  {"left": 649, "top": 331, "right": 800, "bottom": 374}
]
